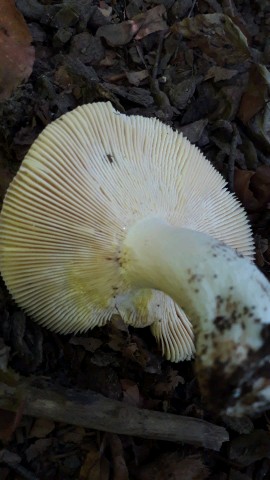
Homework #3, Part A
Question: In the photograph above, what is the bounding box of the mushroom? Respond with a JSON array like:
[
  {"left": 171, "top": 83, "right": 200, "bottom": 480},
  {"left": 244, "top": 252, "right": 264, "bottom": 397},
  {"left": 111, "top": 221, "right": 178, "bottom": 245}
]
[{"left": 1, "top": 102, "right": 270, "bottom": 415}]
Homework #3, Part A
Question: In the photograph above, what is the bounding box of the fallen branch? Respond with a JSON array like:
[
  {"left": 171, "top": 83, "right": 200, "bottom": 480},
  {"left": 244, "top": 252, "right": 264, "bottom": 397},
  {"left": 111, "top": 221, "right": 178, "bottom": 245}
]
[{"left": 0, "top": 375, "right": 228, "bottom": 451}]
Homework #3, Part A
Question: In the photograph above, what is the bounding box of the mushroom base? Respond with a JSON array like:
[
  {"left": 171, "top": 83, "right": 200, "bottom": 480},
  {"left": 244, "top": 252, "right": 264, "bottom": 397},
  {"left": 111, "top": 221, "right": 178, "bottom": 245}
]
[{"left": 122, "top": 216, "right": 270, "bottom": 415}]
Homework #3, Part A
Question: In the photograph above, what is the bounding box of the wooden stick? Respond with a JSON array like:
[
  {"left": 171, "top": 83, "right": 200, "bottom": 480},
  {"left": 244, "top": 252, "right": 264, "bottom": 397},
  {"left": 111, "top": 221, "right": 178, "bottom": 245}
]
[{"left": 0, "top": 376, "right": 228, "bottom": 450}]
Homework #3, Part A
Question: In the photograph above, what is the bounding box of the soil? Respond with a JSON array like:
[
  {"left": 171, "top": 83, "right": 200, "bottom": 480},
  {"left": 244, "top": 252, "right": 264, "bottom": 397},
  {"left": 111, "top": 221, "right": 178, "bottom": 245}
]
[{"left": 0, "top": 0, "right": 270, "bottom": 479}]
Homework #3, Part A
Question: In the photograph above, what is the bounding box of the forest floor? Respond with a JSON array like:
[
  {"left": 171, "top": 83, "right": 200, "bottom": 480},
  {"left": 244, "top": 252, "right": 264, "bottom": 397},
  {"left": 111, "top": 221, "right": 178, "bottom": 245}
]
[{"left": 0, "top": 0, "right": 270, "bottom": 479}]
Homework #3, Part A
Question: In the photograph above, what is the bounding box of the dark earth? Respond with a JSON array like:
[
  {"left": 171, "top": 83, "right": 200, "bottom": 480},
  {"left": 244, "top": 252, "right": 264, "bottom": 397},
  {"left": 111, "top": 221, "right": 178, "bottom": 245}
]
[{"left": 0, "top": 0, "right": 270, "bottom": 479}]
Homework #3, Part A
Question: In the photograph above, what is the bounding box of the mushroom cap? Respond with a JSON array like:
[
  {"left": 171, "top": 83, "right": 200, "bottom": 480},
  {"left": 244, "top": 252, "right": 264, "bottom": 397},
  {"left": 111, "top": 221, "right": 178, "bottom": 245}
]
[{"left": 0, "top": 102, "right": 254, "bottom": 361}]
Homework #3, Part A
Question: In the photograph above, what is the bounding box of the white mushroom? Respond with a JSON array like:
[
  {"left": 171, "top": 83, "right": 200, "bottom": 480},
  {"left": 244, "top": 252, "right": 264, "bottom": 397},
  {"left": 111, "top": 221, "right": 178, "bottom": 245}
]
[{"left": 1, "top": 102, "right": 269, "bottom": 415}]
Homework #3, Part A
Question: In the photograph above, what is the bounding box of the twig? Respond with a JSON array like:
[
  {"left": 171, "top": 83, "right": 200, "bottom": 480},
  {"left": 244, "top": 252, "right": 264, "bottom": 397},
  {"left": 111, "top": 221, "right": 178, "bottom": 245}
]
[
  {"left": 0, "top": 376, "right": 228, "bottom": 451},
  {"left": 152, "top": 30, "right": 166, "bottom": 81},
  {"left": 188, "top": 0, "right": 197, "bottom": 17},
  {"left": 150, "top": 30, "right": 171, "bottom": 110}
]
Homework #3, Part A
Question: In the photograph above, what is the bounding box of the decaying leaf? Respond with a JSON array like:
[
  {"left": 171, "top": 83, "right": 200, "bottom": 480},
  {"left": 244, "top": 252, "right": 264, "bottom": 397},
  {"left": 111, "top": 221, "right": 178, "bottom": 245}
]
[
  {"left": 0, "top": 155, "right": 14, "bottom": 204},
  {"left": 121, "top": 379, "right": 141, "bottom": 407},
  {"left": 205, "top": 66, "right": 239, "bottom": 82},
  {"left": 173, "top": 13, "right": 250, "bottom": 66},
  {"left": 133, "top": 5, "right": 167, "bottom": 41},
  {"left": 135, "top": 453, "right": 209, "bottom": 480},
  {"left": 126, "top": 70, "right": 149, "bottom": 86},
  {"left": 248, "top": 104, "right": 270, "bottom": 154},
  {"left": 0, "top": 338, "right": 10, "bottom": 371},
  {"left": 238, "top": 64, "right": 270, "bottom": 124},
  {"left": 0, "top": 0, "right": 35, "bottom": 100},
  {"left": 29, "top": 417, "right": 55, "bottom": 439},
  {"left": 0, "top": 409, "right": 22, "bottom": 442},
  {"left": 229, "top": 430, "right": 270, "bottom": 466},
  {"left": 26, "top": 438, "right": 53, "bottom": 462},
  {"left": 107, "top": 434, "right": 129, "bottom": 480},
  {"left": 0, "top": 449, "right": 21, "bottom": 466},
  {"left": 234, "top": 166, "right": 270, "bottom": 212},
  {"left": 79, "top": 440, "right": 110, "bottom": 480},
  {"left": 178, "top": 118, "right": 208, "bottom": 144},
  {"left": 250, "top": 165, "right": 270, "bottom": 206},
  {"left": 154, "top": 369, "right": 184, "bottom": 397},
  {"left": 70, "top": 336, "right": 103, "bottom": 353},
  {"left": 97, "top": 5, "right": 167, "bottom": 46}
]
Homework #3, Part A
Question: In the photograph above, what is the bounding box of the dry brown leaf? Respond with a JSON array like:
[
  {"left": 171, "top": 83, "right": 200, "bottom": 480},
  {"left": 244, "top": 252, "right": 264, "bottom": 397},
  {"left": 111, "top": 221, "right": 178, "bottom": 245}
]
[
  {"left": 238, "top": 64, "right": 270, "bottom": 124},
  {"left": 229, "top": 430, "right": 270, "bottom": 466},
  {"left": 173, "top": 13, "right": 250, "bottom": 67},
  {"left": 135, "top": 453, "right": 209, "bottom": 480},
  {"left": 0, "top": 409, "right": 20, "bottom": 442},
  {"left": 121, "top": 379, "right": 141, "bottom": 407},
  {"left": 0, "top": 155, "right": 14, "bottom": 204},
  {"left": 97, "top": 5, "right": 167, "bottom": 47},
  {"left": 69, "top": 336, "right": 103, "bottom": 353},
  {"left": 0, "top": 449, "right": 21, "bottom": 466},
  {"left": 250, "top": 165, "right": 270, "bottom": 206},
  {"left": 26, "top": 438, "right": 53, "bottom": 462},
  {"left": 79, "top": 441, "right": 110, "bottom": 480},
  {"left": 234, "top": 169, "right": 259, "bottom": 212},
  {"left": 133, "top": 5, "right": 167, "bottom": 41},
  {"left": 154, "top": 368, "right": 184, "bottom": 397},
  {"left": 29, "top": 417, "right": 55, "bottom": 439},
  {"left": 0, "top": 0, "right": 35, "bottom": 100},
  {"left": 234, "top": 166, "right": 270, "bottom": 212},
  {"left": 205, "top": 66, "right": 238, "bottom": 82},
  {"left": 126, "top": 70, "right": 149, "bottom": 86},
  {"left": 107, "top": 434, "right": 129, "bottom": 480},
  {"left": 62, "top": 426, "right": 86, "bottom": 444},
  {"left": 0, "top": 339, "right": 10, "bottom": 371}
]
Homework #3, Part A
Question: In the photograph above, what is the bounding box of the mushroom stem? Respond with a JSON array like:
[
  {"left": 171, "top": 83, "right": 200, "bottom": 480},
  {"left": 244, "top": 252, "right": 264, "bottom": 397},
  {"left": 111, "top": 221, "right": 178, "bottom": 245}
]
[{"left": 123, "top": 217, "right": 270, "bottom": 416}]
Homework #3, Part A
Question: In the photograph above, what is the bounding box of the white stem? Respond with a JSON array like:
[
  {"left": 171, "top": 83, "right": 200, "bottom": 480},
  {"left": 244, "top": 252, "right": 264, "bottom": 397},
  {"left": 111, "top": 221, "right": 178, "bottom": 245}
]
[{"left": 122, "top": 217, "right": 270, "bottom": 415}]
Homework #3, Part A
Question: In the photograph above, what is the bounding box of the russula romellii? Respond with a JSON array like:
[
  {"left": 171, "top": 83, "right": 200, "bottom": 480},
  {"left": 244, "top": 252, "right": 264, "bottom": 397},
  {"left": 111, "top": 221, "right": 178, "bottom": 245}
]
[{"left": 1, "top": 102, "right": 270, "bottom": 415}]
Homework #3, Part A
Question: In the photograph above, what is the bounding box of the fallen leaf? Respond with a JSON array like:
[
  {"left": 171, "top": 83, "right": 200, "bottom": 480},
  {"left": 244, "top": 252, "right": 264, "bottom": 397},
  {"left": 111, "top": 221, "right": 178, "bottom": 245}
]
[
  {"left": 134, "top": 5, "right": 167, "bottom": 41},
  {"left": 29, "top": 417, "right": 55, "bottom": 439},
  {"left": 250, "top": 165, "right": 270, "bottom": 206},
  {"left": 121, "top": 379, "right": 141, "bottom": 407},
  {"left": 97, "top": 5, "right": 167, "bottom": 46},
  {"left": 0, "top": 409, "right": 20, "bottom": 442},
  {"left": 173, "top": 13, "right": 250, "bottom": 67},
  {"left": 107, "top": 434, "right": 129, "bottom": 480},
  {"left": 96, "top": 22, "right": 134, "bottom": 46},
  {"left": 126, "top": 70, "right": 149, "bottom": 86},
  {"left": 135, "top": 453, "right": 209, "bottom": 480},
  {"left": 103, "top": 83, "right": 154, "bottom": 107},
  {"left": 99, "top": 49, "right": 117, "bottom": 67},
  {"left": 247, "top": 102, "right": 270, "bottom": 154},
  {"left": 26, "top": 438, "right": 53, "bottom": 462},
  {"left": 79, "top": 441, "right": 110, "bottom": 480},
  {"left": 205, "top": 66, "right": 239, "bottom": 82},
  {"left": 62, "top": 426, "right": 86, "bottom": 444},
  {"left": 238, "top": 64, "right": 270, "bottom": 124},
  {"left": 154, "top": 368, "right": 184, "bottom": 397},
  {"left": 0, "top": 0, "right": 35, "bottom": 100},
  {"left": 0, "top": 338, "right": 10, "bottom": 371},
  {"left": 234, "top": 169, "right": 260, "bottom": 212},
  {"left": 168, "top": 76, "right": 201, "bottom": 110},
  {"left": 234, "top": 166, "right": 270, "bottom": 212},
  {"left": 229, "top": 430, "right": 270, "bottom": 466},
  {"left": 69, "top": 337, "right": 103, "bottom": 353},
  {"left": 0, "top": 449, "right": 21, "bottom": 466},
  {"left": 0, "top": 153, "right": 15, "bottom": 204},
  {"left": 178, "top": 118, "right": 208, "bottom": 144}
]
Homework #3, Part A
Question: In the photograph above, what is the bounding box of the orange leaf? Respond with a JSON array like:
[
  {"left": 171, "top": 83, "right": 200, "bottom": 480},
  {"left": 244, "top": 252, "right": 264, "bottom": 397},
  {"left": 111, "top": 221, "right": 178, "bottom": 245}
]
[{"left": 0, "top": 0, "right": 35, "bottom": 101}]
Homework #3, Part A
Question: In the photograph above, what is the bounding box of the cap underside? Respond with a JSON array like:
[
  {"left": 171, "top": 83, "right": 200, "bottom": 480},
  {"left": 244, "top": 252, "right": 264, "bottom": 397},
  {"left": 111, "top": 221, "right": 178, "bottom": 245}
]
[{"left": 0, "top": 102, "right": 254, "bottom": 362}]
